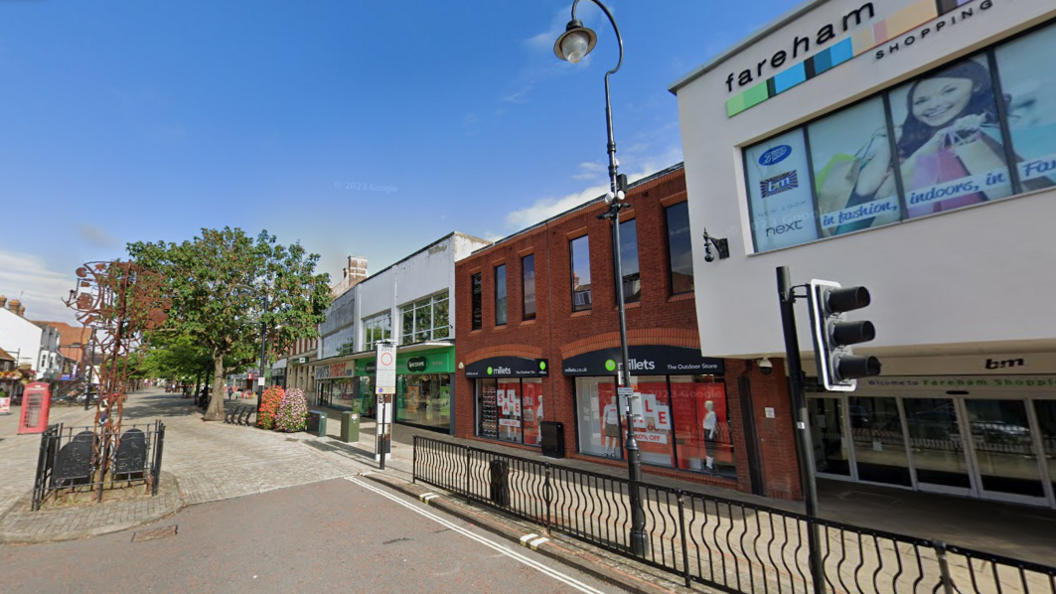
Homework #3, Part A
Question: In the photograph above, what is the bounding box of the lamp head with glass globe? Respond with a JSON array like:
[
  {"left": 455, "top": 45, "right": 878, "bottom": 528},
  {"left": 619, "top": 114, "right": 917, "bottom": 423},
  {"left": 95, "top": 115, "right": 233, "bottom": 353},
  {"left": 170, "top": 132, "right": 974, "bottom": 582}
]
[{"left": 554, "top": 19, "right": 597, "bottom": 64}]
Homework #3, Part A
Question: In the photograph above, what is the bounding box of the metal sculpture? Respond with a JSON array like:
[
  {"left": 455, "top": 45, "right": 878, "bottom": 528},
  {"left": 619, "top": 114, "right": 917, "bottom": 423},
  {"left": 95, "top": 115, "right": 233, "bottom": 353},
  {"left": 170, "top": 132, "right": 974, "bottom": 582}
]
[{"left": 63, "top": 261, "right": 169, "bottom": 496}]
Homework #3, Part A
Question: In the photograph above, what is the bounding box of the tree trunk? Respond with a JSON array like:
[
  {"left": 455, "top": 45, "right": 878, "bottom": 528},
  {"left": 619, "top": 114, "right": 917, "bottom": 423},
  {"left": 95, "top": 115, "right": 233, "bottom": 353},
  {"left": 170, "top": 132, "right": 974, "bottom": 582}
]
[{"left": 203, "top": 355, "right": 227, "bottom": 421}]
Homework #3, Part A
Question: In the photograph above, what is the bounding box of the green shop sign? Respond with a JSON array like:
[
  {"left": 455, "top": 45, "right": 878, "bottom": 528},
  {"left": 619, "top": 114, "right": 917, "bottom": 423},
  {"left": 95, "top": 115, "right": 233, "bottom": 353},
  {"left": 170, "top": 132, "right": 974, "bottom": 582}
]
[{"left": 354, "top": 347, "right": 455, "bottom": 376}]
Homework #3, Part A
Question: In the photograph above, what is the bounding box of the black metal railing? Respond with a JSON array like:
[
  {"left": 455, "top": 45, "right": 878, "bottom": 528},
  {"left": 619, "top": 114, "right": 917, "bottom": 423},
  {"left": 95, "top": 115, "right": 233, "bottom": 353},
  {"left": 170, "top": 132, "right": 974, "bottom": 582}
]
[
  {"left": 412, "top": 435, "right": 1056, "bottom": 594},
  {"left": 32, "top": 421, "right": 166, "bottom": 511}
]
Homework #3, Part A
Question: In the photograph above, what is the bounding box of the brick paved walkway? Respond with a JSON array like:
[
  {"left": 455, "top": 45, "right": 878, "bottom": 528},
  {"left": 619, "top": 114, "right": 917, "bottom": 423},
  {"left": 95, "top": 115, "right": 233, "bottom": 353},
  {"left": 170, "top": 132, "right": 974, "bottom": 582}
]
[{"left": 0, "top": 389, "right": 357, "bottom": 542}]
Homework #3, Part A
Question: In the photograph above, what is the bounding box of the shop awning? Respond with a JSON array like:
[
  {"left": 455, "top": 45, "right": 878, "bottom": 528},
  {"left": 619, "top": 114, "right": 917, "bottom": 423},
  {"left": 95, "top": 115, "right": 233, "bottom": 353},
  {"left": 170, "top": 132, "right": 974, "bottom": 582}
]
[{"left": 0, "top": 347, "right": 14, "bottom": 362}]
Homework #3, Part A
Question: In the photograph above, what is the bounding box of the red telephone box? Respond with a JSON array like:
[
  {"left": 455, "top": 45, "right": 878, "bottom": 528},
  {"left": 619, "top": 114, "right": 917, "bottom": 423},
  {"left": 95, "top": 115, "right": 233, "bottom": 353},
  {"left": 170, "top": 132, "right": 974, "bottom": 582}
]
[{"left": 17, "top": 382, "right": 52, "bottom": 434}]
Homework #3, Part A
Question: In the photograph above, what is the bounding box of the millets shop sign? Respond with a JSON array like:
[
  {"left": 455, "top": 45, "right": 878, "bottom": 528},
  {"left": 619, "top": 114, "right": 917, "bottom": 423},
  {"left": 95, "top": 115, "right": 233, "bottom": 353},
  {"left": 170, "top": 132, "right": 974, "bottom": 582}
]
[
  {"left": 464, "top": 357, "right": 549, "bottom": 378},
  {"left": 561, "top": 346, "right": 724, "bottom": 377}
]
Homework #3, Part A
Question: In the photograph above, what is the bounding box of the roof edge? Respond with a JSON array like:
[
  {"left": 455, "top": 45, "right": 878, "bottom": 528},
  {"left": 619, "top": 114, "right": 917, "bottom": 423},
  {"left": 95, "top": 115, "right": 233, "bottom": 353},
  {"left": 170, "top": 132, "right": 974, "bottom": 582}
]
[{"left": 668, "top": 0, "right": 831, "bottom": 95}]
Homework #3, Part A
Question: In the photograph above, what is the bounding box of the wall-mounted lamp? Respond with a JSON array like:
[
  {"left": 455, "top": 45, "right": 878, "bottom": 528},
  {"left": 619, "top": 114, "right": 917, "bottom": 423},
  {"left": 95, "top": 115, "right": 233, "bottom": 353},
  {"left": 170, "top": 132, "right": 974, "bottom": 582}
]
[
  {"left": 701, "top": 228, "right": 730, "bottom": 262},
  {"left": 458, "top": 362, "right": 464, "bottom": 370}
]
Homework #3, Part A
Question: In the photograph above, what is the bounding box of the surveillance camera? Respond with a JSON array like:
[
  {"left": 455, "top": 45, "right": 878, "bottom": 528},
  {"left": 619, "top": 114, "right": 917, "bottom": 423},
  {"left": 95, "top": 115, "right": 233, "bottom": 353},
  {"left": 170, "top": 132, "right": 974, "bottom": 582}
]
[{"left": 758, "top": 358, "right": 773, "bottom": 375}]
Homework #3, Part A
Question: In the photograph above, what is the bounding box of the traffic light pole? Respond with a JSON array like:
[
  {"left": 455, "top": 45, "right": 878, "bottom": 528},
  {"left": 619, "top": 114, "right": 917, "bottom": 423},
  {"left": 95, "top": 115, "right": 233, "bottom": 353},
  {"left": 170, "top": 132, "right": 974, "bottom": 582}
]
[{"left": 776, "top": 266, "right": 825, "bottom": 594}]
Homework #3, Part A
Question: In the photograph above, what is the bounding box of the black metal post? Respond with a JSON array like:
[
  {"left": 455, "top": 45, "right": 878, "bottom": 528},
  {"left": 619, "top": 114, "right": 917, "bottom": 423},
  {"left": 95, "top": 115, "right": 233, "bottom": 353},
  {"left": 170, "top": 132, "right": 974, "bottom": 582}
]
[
  {"left": 379, "top": 398, "right": 387, "bottom": 471},
  {"left": 776, "top": 266, "right": 825, "bottom": 594},
  {"left": 566, "top": 0, "right": 646, "bottom": 558},
  {"left": 83, "top": 332, "right": 95, "bottom": 411}
]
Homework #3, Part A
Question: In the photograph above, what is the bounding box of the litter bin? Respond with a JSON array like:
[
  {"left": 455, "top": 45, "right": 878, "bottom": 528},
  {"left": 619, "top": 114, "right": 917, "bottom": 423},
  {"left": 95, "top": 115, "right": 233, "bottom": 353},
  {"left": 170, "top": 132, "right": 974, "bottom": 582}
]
[
  {"left": 340, "top": 412, "right": 360, "bottom": 443},
  {"left": 540, "top": 421, "right": 565, "bottom": 458},
  {"left": 488, "top": 459, "right": 510, "bottom": 507},
  {"left": 307, "top": 410, "right": 327, "bottom": 437}
]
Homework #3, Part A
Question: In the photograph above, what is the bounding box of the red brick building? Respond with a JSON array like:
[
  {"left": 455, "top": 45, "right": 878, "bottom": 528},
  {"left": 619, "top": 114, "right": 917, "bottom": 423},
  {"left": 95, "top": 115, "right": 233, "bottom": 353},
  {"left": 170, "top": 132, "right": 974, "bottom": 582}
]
[{"left": 454, "top": 164, "right": 802, "bottom": 499}]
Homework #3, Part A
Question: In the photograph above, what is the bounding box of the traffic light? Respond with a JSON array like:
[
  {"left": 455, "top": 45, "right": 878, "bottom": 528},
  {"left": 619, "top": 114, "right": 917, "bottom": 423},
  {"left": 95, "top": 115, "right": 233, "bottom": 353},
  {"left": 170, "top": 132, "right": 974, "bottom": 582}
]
[{"left": 807, "top": 279, "right": 881, "bottom": 391}]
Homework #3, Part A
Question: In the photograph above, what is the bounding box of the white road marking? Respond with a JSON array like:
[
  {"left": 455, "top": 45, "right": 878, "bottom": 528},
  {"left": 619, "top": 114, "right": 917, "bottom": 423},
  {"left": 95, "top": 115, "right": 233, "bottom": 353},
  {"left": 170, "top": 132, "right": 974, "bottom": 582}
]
[
  {"left": 520, "top": 533, "right": 539, "bottom": 546},
  {"left": 345, "top": 477, "right": 609, "bottom": 594}
]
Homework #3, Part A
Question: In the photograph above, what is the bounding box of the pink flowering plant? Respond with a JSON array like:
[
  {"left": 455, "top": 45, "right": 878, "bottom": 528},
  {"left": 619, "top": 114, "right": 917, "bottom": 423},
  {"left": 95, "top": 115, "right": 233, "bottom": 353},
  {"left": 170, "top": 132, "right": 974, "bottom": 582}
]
[{"left": 274, "top": 388, "right": 308, "bottom": 432}]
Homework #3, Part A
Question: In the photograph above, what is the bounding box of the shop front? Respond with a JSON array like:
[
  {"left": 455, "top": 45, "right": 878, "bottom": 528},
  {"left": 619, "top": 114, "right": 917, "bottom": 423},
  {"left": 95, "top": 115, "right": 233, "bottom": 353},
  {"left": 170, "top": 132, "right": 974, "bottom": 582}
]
[
  {"left": 355, "top": 346, "right": 455, "bottom": 432},
  {"left": 314, "top": 360, "right": 356, "bottom": 409},
  {"left": 467, "top": 357, "right": 548, "bottom": 447},
  {"left": 808, "top": 375, "right": 1056, "bottom": 508},
  {"left": 563, "top": 346, "right": 735, "bottom": 478}
]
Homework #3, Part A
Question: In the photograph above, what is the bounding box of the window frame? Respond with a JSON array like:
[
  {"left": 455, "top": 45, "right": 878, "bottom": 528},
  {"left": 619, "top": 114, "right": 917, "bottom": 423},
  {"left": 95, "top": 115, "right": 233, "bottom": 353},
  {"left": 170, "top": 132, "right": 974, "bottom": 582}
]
[
  {"left": 494, "top": 263, "right": 507, "bottom": 327},
  {"left": 471, "top": 273, "right": 482, "bottom": 331},
  {"left": 617, "top": 218, "right": 641, "bottom": 305},
  {"left": 398, "top": 291, "right": 450, "bottom": 345},
  {"left": 363, "top": 311, "right": 392, "bottom": 352},
  {"left": 522, "top": 254, "right": 536, "bottom": 321},
  {"left": 664, "top": 201, "right": 694, "bottom": 296},
  {"left": 569, "top": 235, "right": 592, "bottom": 312}
]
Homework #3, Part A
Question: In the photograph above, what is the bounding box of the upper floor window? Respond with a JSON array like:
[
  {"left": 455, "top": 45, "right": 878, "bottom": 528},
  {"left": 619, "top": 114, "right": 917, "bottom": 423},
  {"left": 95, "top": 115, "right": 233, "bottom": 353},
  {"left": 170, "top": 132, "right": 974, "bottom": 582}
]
[
  {"left": 363, "top": 311, "right": 392, "bottom": 351},
  {"left": 522, "top": 254, "right": 536, "bottom": 321},
  {"left": 400, "top": 291, "right": 450, "bottom": 345},
  {"left": 618, "top": 219, "right": 641, "bottom": 304},
  {"left": 471, "top": 273, "right": 482, "bottom": 330},
  {"left": 494, "top": 264, "right": 507, "bottom": 326},
  {"left": 570, "top": 235, "right": 592, "bottom": 312},
  {"left": 665, "top": 202, "right": 694, "bottom": 295},
  {"left": 742, "top": 22, "right": 1056, "bottom": 254}
]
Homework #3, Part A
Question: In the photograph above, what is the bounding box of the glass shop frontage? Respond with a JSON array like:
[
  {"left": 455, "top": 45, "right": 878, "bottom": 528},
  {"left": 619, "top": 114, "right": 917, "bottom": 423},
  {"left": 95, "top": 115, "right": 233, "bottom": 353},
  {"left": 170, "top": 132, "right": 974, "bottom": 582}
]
[
  {"left": 468, "top": 357, "right": 549, "bottom": 447},
  {"left": 314, "top": 360, "right": 356, "bottom": 409},
  {"left": 564, "top": 346, "right": 735, "bottom": 478},
  {"left": 352, "top": 346, "right": 455, "bottom": 433},
  {"left": 809, "top": 375, "right": 1056, "bottom": 508}
]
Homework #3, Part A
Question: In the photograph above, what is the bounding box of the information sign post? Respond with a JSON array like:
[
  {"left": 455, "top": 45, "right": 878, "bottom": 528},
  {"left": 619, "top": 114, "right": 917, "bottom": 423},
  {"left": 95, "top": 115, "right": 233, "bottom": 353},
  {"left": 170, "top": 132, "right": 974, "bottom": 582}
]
[{"left": 375, "top": 341, "right": 397, "bottom": 469}]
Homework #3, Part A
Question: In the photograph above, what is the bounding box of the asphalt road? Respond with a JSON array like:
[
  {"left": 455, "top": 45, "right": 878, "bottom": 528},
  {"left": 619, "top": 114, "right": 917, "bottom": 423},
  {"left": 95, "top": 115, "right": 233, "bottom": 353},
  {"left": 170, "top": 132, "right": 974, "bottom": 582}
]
[{"left": 1, "top": 476, "right": 619, "bottom": 594}]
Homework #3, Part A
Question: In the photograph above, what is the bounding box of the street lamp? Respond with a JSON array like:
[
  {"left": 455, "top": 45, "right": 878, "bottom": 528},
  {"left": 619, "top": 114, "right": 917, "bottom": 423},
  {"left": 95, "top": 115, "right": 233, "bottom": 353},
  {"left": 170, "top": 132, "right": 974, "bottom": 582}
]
[{"left": 554, "top": 0, "right": 647, "bottom": 557}]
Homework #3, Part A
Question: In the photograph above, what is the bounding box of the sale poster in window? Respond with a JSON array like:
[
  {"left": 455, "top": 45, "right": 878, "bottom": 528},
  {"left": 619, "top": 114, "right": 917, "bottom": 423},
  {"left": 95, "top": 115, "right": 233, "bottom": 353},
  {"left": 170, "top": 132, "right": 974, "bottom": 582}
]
[
  {"left": 672, "top": 381, "right": 733, "bottom": 474},
  {"left": 522, "top": 380, "right": 543, "bottom": 446},
  {"left": 626, "top": 380, "right": 674, "bottom": 468},
  {"left": 497, "top": 383, "right": 522, "bottom": 443}
]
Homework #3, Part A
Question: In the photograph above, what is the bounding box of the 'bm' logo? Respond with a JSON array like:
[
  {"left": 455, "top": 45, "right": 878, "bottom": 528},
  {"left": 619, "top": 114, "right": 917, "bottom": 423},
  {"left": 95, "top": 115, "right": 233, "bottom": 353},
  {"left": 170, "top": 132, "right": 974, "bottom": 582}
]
[
  {"left": 760, "top": 171, "right": 798, "bottom": 198},
  {"left": 985, "top": 358, "right": 1025, "bottom": 370}
]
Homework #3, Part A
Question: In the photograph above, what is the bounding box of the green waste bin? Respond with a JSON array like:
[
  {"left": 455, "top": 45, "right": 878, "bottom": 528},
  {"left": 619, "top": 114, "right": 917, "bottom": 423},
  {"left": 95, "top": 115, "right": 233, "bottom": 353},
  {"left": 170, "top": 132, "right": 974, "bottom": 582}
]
[
  {"left": 308, "top": 410, "right": 327, "bottom": 437},
  {"left": 340, "top": 411, "right": 360, "bottom": 443}
]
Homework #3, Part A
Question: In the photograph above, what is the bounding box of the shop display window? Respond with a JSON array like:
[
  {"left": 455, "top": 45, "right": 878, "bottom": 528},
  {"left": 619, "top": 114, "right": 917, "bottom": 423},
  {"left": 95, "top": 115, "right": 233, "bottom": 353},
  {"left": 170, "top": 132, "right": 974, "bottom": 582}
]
[
  {"left": 474, "top": 376, "right": 543, "bottom": 446},
  {"left": 670, "top": 376, "right": 735, "bottom": 476}
]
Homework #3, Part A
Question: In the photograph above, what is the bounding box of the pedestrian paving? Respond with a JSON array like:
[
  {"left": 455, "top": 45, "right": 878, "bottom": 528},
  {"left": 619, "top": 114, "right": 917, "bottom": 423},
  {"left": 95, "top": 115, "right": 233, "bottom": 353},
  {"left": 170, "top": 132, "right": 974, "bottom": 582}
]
[{"left": 0, "top": 389, "right": 358, "bottom": 542}]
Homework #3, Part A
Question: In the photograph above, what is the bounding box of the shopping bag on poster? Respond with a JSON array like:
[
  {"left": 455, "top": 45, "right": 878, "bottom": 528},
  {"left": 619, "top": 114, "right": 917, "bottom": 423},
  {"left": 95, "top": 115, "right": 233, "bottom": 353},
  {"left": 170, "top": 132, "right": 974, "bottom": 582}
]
[
  {"left": 907, "top": 146, "right": 971, "bottom": 217},
  {"left": 949, "top": 129, "right": 1012, "bottom": 201}
]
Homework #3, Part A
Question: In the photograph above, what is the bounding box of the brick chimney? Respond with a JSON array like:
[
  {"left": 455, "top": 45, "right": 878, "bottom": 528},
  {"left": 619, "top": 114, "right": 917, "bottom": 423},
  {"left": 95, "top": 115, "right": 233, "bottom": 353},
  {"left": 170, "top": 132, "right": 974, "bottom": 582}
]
[
  {"left": 8, "top": 299, "right": 21, "bottom": 314},
  {"left": 331, "top": 255, "right": 368, "bottom": 298},
  {"left": 0, "top": 296, "right": 6, "bottom": 309}
]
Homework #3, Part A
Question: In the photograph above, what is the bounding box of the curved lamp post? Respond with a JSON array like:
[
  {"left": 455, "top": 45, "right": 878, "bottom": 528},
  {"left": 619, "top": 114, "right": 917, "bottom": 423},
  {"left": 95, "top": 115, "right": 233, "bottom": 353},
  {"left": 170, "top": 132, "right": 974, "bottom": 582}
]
[
  {"left": 235, "top": 283, "right": 272, "bottom": 415},
  {"left": 554, "top": 0, "right": 647, "bottom": 557}
]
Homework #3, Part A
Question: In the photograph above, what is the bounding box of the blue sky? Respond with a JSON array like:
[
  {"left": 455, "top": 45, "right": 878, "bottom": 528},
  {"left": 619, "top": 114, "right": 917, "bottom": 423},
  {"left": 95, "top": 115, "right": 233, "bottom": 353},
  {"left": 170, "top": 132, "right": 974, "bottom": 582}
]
[{"left": 0, "top": 0, "right": 799, "bottom": 321}]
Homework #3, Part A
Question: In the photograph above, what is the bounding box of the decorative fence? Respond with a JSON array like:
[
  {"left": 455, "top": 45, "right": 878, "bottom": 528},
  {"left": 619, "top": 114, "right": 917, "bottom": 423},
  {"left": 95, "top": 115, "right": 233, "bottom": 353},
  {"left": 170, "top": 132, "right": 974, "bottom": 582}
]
[
  {"left": 412, "top": 436, "right": 1056, "bottom": 594},
  {"left": 32, "top": 421, "right": 166, "bottom": 511}
]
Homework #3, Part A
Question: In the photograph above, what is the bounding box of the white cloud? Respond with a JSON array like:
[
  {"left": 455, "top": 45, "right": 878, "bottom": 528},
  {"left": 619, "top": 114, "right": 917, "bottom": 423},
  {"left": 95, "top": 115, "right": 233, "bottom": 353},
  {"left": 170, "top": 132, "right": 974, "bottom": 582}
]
[
  {"left": 0, "top": 250, "right": 79, "bottom": 324},
  {"left": 505, "top": 145, "right": 684, "bottom": 230},
  {"left": 480, "top": 231, "right": 505, "bottom": 243},
  {"left": 571, "top": 161, "right": 606, "bottom": 181},
  {"left": 501, "top": 85, "right": 534, "bottom": 105}
]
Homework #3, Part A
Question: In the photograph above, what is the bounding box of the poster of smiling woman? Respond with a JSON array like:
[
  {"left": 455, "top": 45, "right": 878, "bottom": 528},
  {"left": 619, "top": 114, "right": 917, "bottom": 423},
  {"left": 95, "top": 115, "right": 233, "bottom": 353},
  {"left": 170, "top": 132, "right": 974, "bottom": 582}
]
[{"left": 888, "top": 54, "right": 1014, "bottom": 218}]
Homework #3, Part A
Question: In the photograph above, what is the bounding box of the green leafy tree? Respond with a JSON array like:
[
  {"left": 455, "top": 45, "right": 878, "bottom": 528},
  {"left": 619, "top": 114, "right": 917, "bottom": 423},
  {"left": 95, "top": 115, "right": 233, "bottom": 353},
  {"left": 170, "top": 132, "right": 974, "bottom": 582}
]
[{"left": 128, "top": 227, "right": 331, "bottom": 421}]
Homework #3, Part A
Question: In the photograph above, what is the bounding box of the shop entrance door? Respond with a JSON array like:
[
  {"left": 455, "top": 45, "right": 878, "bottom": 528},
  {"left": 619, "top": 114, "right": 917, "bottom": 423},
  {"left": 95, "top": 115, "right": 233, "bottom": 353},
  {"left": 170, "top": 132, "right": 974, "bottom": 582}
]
[
  {"left": 962, "top": 398, "right": 1048, "bottom": 505},
  {"left": 902, "top": 397, "right": 974, "bottom": 497}
]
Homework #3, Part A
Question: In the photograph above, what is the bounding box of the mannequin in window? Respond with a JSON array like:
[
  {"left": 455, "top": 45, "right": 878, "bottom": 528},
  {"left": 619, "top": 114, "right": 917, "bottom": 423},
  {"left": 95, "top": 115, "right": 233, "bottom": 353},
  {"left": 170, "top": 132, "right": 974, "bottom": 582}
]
[
  {"left": 702, "top": 400, "right": 718, "bottom": 472},
  {"left": 602, "top": 394, "right": 620, "bottom": 457}
]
